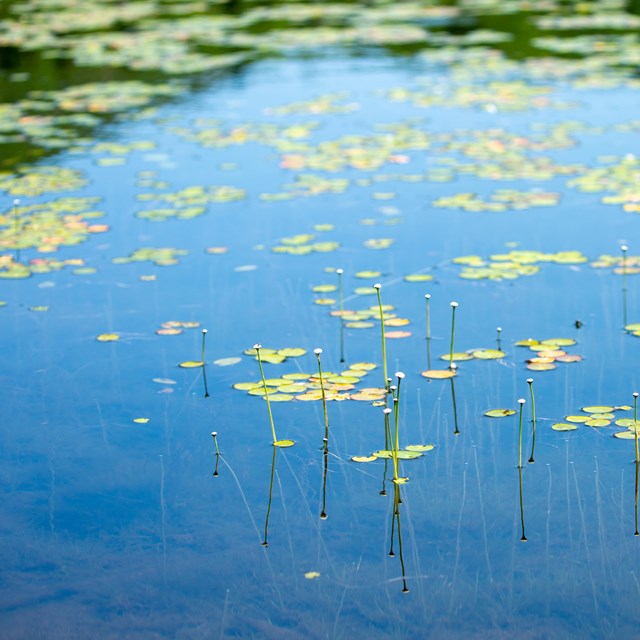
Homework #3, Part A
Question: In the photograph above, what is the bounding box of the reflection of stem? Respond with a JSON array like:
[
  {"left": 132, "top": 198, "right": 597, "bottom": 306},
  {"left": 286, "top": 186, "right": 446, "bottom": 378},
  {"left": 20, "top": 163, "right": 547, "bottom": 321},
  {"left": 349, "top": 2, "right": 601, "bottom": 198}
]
[
  {"left": 255, "top": 345, "right": 277, "bottom": 444},
  {"left": 383, "top": 407, "right": 392, "bottom": 450},
  {"left": 635, "top": 460, "right": 639, "bottom": 536},
  {"left": 211, "top": 432, "right": 220, "bottom": 477},
  {"left": 375, "top": 284, "right": 389, "bottom": 390},
  {"left": 262, "top": 446, "right": 277, "bottom": 546},
  {"left": 201, "top": 331, "right": 209, "bottom": 396},
  {"left": 321, "top": 438, "right": 328, "bottom": 520},
  {"left": 425, "top": 294, "right": 432, "bottom": 370},
  {"left": 202, "top": 363, "right": 210, "bottom": 398},
  {"left": 449, "top": 301, "right": 458, "bottom": 370},
  {"left": 450, "top": 375, "right": 459, "bottom": 435},
  {"left": 337, "top": 269, "right": 345, "bottom": 363},
  {"left": 392, "top": 484, "right": 410, "bottom": 592},
  {"left": 388, "top": 495, "right": 396, "bottom": 557},
  {"left": 518, "top": 466, "right": 527, "bottom": 542},
  {"left": 380, "top": 458, "right": 388, "bottom": 496},
  {"left": 527, "top": 379, "right": 536, "bottom": 463}
]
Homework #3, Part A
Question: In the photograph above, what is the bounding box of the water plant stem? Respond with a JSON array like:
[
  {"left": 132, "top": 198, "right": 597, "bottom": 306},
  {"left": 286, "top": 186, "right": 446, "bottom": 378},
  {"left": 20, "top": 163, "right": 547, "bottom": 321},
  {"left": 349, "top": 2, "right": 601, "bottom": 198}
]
[
  {"left": 496, "top": 326, "right": 502, "bottom": 350},
  {"left": 201, "top": 329, "right": 210, "bottom": 397},
  {"left": 527, "top": 378, "right": 536, "bottom": 463},
  {"left": 449, "top": 301, "right": 458, "bottom": 370},
  {"left": 425, "top": 294, "right": 432, "bottom": 370},
  {"left": 622, "top": 245, "right": 628, "bottom": 328},
  {"left": 392, "top": 372, "right": 404, "bottom": 482},
  {"left": 394, "top": 485, "right": 410, "bottom": 592},
  {"left": 337, "top": 269, "right": 345, "bottom": 363},
  {"left": 374, "top": 284, "right": 389, "bottom": 390},
  {"left": 634, "top": 392, "right": 639, "bottom": 464},
  {"left": 314, "top": 348, "right": 329, "bottom": 440},
  {"left": 518, "top": 398, "right": 526, "bottom": 469},
  {"left": 255, "top": 344, "right": 278, "bottom": 444}
]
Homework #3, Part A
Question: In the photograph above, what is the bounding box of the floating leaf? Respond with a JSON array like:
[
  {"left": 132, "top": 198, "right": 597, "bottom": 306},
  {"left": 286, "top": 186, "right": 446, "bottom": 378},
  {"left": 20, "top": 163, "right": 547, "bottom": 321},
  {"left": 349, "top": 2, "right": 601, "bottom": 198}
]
[
  {"left": 179, "top": 361, "right": 204, "bottom": 368},
  {"left": 372, "top": 450, "right": 423, "bottom": 460},
  {"left": 485, "top": 408, "right": 516, "bottom": 417},
  {"left": 386, "top": 330, "right": 411, "bottom": 339},
  {"left": 440, "top": 352, "right": 474, "bottom": 362},
  {"left": 471, "top": 349, "right": 505, "bottom": 359},
  {"left": 97, "top": 333, "right": 119, "bottom": 342},
  {"left": 405, "top": 444, "right": 435, "bottom": 452},
  {"left": 277, "top": 348, "right": 306, "bottom": 358},
  {"left": 304, "top": 571, "right": 321, "bottom": 580},
  {"left": 582, "top": 406, "right": 615, "bottom": 413},
  {"left": 355, "top": 270, "right": 382, "bottom": 278},
  {"left": 585, "top": 418, "right": 611, "bottom": 427},
  {"left": 351, "top": 455, "right": 377, "bottom": 463},
  {"left": 421, "top": 369, "right": 456, "bottom": 379},
  {"left": 264, "top": 393, "right": 294, "bottom": 402},
  {"left": 565, "top": 415, "right": 590, "bottom": 423},
  {"left": 404, "top": 274, "right": 433, "bottom": 282},
  {"left": 273, "top": 439, "right": 295, "bottom": 448},
  {"left": 133, "top": 418, "right": 149, "bottom": 424},
  {"left": 527, "top": 363, "right": 556, "bottom": 371},
  {"left": 613, "top": 431, "right": 637, "bottom": 439},
  {"left": 552, "top": 423, "right": 578, "bottom": 431}
]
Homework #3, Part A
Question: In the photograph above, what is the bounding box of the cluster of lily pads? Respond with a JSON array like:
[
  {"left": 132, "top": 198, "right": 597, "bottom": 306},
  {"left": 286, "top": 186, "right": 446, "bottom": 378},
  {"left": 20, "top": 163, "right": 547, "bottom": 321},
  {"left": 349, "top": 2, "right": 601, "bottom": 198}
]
[
  {"left": 454, "top": 250, "right": 588, "bottom": 281},
  {"left": 515, "top": 337, "right": 581, "bottom": 371},
  {"left": 551, "top": 404, "right": 640, "bottom": 437}
]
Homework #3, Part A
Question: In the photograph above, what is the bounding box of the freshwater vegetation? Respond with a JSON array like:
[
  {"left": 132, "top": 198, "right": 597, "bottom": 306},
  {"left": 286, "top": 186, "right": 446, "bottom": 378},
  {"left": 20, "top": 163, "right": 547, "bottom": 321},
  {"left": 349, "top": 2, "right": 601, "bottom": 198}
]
[{"left": 1, "top": 0, "right": 640, "bottom": 637}]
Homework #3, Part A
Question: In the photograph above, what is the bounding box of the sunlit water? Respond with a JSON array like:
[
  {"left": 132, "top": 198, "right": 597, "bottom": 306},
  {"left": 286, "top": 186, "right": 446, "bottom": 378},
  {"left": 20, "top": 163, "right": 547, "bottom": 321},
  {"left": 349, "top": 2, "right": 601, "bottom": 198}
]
[{"left": 1, "top": 49, "right": 640, "bottom": 638}]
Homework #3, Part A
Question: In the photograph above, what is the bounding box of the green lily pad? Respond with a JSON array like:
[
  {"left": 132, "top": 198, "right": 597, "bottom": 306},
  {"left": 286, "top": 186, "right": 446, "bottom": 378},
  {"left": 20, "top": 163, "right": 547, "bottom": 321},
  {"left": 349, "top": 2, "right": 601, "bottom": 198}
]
[
  {"left": 273, "top": 439, "right": 295, "bottom": 448},
  {"left": 484, "top": 408, "right": 516, "bottom": 417},
  {"left": 552, "top": 423, "right": 578, "bottom": 431}
]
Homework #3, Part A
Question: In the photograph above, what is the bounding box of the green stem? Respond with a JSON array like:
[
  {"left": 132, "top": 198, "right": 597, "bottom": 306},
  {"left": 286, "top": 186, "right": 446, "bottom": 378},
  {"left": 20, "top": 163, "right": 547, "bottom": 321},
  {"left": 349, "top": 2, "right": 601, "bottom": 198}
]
[
  {"left": 201, "top": 329, "right": 207, "bottom": 363},
  {"left": 518, "top": 398, "right": 525, "bottom": 469},
  {"left": 527, "top": 379, "right": 536, "bottom": 463},
  {"left": 622, "top": 245, "right": 628, "bottom": 328},
  {"left": 337, "top": 269, "right": 345, "bottom": 363},
  {"left": 449, "top": 302, "right": 458, "bottom": 370},
  {"left": 425, "top": 294, "right": 431, "bottom": 370},
  {"left": 255, "top": 344, "right": 277, "bottom": 444},
  {"left": 375, "top": 284, "right": 389, "bottom": 390},
  {"left": 634, "top": 392, "right": 639, "bottom": 464},
  {"left": 315, "top": 348, "right": 329, "bottom": 440}
]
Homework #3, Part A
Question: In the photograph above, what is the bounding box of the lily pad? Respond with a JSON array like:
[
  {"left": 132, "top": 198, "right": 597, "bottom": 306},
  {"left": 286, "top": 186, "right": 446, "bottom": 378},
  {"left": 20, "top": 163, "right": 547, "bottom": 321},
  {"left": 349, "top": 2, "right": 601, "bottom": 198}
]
[
  {"left": 351, "top": 455, "right": 377, "bottom": 463},
  {"left": 97, "top": 333, "right": 119, "bottom": 342},
  {"left": 484, "top": 409, "right": 516, "bottom": 417},
  {"left": 551, "top": 423, "right": 578, "bottom": 431},
  {"left": 421, "top": 369, "right": 456, "bottom": 379},
  {"left": 273, "top": 439, "right": 295, "bottom": 448}
]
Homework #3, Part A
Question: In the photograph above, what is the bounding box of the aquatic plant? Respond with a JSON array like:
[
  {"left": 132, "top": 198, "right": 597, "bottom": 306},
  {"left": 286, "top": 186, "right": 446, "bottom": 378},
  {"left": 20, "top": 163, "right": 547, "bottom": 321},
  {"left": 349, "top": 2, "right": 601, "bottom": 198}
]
[
  {"left": 314, "top": 348, "right": 329, "bottom": 440},
  {"left": 254, "top": 344, "right": 294, "bottom": 447},
  {"left": 527, "top": 378, "right": 537, "bottom": 463},
  {"left": 517, "top": 398, "right": 526, "bottom": 468},
  {"left": 449, "top": 301, "right": 458, "bottom": 370},
  {"left": 425, "top": 293, "right": 432, "bottom": 370},
  {"left": 374, "top": 283, "right": 389, "bottom": 390},
  {"left": 336, "top": 268, "right": 345, "bottom": 362}
]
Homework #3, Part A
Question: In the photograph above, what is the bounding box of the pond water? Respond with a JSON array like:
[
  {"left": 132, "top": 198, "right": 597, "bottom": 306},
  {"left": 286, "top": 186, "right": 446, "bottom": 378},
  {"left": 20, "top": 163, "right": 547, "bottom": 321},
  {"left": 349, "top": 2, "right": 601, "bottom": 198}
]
[{"left": 1, "top": 1, "right": 640, "bottom": 638}]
